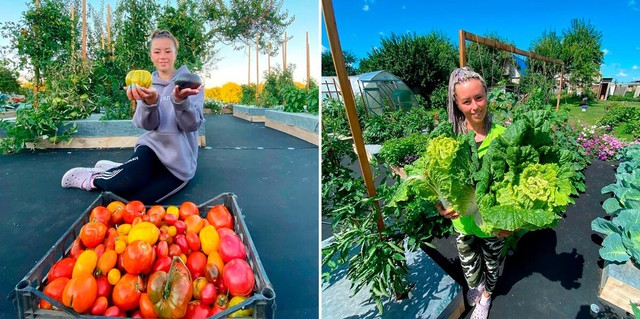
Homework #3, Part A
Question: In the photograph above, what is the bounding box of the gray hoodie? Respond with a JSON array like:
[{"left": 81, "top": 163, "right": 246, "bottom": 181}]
[{"left": 133, "top": 65, "right": 205, "bottom": 181}]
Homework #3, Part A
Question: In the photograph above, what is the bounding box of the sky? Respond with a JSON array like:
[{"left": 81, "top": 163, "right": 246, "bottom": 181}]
[
  {"left": 0, "top": 0, "right": 320, "bottom": 88},
  {"left": 321, "top": 0, "right": 640, "bottom": 83}
]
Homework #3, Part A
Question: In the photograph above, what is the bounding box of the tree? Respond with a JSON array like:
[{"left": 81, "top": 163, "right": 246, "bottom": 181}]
[
  {"left": 465, "top": 33, "right": 515, "bottom": 88},
  {"left": 519, "top": 30, "right": 564, "bottom": 102},
  {"left": 202, "top": 0, "right": 293, "bottom": 59},
  {"left": 0, "top": 60, "right": 20, "bottom": 94},
  {"left": 157, "top": 1, "right": 216, "bottom": 73},
  {"left": 358, "top": 32, "right": 457, "bottom": 99},
  {"left": 1, "top": 0, "right": 74, "bottom": 92},
  {"left": 562, "top": 18, "right": 604, "bottom": 90},
  {"left": 322, "top": 49, "right": 357, "bottom": 76},
  {"left": 112, "top": 0, "right": 159, "bottom": 72}
]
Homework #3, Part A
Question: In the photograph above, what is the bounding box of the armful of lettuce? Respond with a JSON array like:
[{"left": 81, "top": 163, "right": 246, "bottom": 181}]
[
  {"left": 474, "top": 110, "right": 578, "bottom": 234},
  {"left": 390, "top": 132, "right": 480, "bottom": 217}
]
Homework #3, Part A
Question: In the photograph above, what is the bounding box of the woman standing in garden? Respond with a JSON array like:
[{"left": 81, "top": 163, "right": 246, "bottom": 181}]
[
  {"left": 61, "top": 29, "right": 204, "bottom": 203},
  {"left": 435, "top": 66, "right": 510, "bottom": 319}
]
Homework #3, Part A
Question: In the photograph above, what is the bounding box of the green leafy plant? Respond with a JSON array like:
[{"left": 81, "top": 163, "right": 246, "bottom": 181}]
[
  {"left": 239, "top": 84, "right": 258, "bottom": 106},
  {"left": 475, "top": 110, "right": 585, "bottom": 234},
  {"left": 378, "top": 132, "right": 430, "bottom": 167},
  {"left": 260, "top": 66, "right": 295, "bottom": 107},
  {"left": 592, "top": 144, "right": 640, "bottom": 266}
]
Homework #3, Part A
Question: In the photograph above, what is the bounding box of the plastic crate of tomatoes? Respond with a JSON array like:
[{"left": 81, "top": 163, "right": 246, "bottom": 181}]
[{"left": 11, "top": 191, "right": 276, "bottom": 319}]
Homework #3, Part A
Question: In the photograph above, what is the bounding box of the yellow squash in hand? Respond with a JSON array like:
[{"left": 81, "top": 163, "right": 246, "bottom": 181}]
[{"left": 125, "top": 70, "right": 152, "bottom": 88}]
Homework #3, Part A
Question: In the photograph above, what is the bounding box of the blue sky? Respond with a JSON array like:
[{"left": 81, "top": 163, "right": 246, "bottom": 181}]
[
  {"left": 0, "top": 1, "right": 319, "bottom": 87},
  {"left": 321, "top": 0, "right": 640, "bottom": 83}
]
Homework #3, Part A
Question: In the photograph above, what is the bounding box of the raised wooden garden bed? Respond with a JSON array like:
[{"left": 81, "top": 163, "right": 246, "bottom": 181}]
[
  {"left": 598, "top": 261, "right": 640, "bottom": 314},
  {"left": 1, "top": 114, "right": 206, "bottom": 149},
  {"left": 233, "top": 105, "right": 267, "bottom": 122},
  {"left": 265, "top": 110, "right": 319, "bottom": 145},
  {"left": 203, "top": 108, "right": 232, "bottom": 115}
]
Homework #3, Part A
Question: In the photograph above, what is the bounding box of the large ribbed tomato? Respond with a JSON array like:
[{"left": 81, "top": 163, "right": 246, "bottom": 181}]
[
  {"left": 206, "top": 205, "right": 234, "bottom": 229},
  {"left": 122, "top": 240, "right": 155, "bottom": 275},
  {"left": 222, "top": 259, "right": 255, "bottom": 297},
  {"left": 148, "top": 257, "right": 193, "bottom": 319},
  {"left": 79, "top": 222, "right": 107, "bottom": 248}
]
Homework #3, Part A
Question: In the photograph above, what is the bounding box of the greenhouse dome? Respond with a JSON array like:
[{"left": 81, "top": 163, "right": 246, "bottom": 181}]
[{"left": 357, "top": 70, "right": 418, "bottom": 115}]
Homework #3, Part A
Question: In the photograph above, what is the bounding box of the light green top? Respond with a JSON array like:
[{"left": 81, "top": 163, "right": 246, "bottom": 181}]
[{"left": 451, "top": 123, "right": 506, "bottom": 237}]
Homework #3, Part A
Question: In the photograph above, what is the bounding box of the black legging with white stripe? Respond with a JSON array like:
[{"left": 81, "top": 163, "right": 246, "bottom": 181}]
[
  {"left": 93, "top": 145, "right": 188, "bottom": 203},
  {"left": 455, "top": 231, "right": 506, "bottom": 294}
]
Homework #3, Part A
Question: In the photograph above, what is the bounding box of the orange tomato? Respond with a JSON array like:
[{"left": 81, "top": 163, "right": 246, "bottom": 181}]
[
  {"left": 62, "top": 274, "right": 97, "bottom": 313},
  {"left": 97, "top": 250, "right": 117, "bottom": 276},
  {"left": 139, "top": 293, "right": 159, "bottom": 318},
  {"left": 107, "top": 201, "right": 126, "bottom": 225},
  {"left": 39, "top": 277, "right": 69, "bottom": 309},
  {"left": 184, "top": 215, "right": 204, "bottom": 234},
  {"left": 206, "top": 205, "right": 234, "bottom": 230},
  {"left": 112, "top": 273, "right": 144, "bottom": 312},
  {"left": 90, "top": 206, "right": 111, "bottom": 226},
  {"left": 179, "top": 202, "right": 199, "bottom": 220}
]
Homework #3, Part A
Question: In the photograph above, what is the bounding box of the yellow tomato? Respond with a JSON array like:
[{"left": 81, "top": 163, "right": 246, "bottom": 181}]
[
  {"left": 72, "top": 250, "right": 98, "bottom": 278},
  {"left": 228, "top": 296, "right": 253, "bottom": 317},
  {"left": 128, "top": 222, "right": 160, "bottom": 245},
  {"left": 199, "top": 225, "right": 220, "bottom": 255},
  {"left": 107, "top": 268, "right": 121, "bottom": 285}
]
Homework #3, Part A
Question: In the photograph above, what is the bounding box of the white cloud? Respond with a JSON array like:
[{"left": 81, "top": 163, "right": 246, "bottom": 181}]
[
  {"left": 602, "top": 48, "right": 609, "bottom": 55},
  {"left": 363, "top": 4, "right": 369, "bottom": 11},
  {"left": 633, "top": 65, "right": 639, "bottom": 70},
  {"left": 618, "top": 71, "right": 628, "bottom": 77}
]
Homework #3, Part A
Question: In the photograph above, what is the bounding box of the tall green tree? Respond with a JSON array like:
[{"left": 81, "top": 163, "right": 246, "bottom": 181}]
[
  {"left": 358, "top": 32, "right": 457, "bottom": 99},
  {"left": 112, "top": 0, "right": 158, "bottom": 72},
  {"left": 562, "top": 18, "right": 604, "bottom": 90},
  {"left": 321, "top": 49, "right": 357, "bottom": 76},
  {"left": 157, "top": 1, "right": 215, "bottom": 72},
  {"left": 1, "top": 0, "right": 74, "bottom": 92},
  {"left": 0, "top": 60, "right": 20, "bottom": 94},
  {"left": 519, "top": 30, "right": 564, "bottom": 102},
  {"left": 203, "top": 0, "right": 294, "bottom": 57}
]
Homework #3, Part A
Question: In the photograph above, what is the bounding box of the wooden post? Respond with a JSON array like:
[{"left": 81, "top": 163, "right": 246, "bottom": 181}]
[
  {"left": 459, "top": 30, "right": 466, "bottom": 67},
  {"left": 35, "top": 0, "right": 39, "bottom": 7},
  {"left": 81, "top": 0, "right": 87, "bottom": 62},
  {"left": 33, "top": 0, "right": 40, "bottom": 106},
  {"left": 306, "top": 31, "right": 310, "bottom": 89},
  {"left": 248, "top": 44, "right": 251, "bottom": 85},
  {"left": 557, "top": 65, "right": 564, "bottom": 111},
  {"left": 256, "top": 34, "right": 259, "bottom": 85},
  {"left": 70, "top": 4, "right": 75, "bottom": 56},
  {"left": 107, "top": 4, "right": 111, "bottom": 54},
  {"left": 283, "top": 32, "right": 287, "bottom": 72},
  {"left": 322, "top": 0, "right": 385, "bottom": 235},
  {"left": 267, "top": 43, "right": 271, "bottom": 72}
]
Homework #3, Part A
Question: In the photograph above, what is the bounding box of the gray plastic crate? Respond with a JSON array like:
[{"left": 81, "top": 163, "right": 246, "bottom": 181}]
[{"left": 11, "top": 192, "right": 275, "bottom": 319}]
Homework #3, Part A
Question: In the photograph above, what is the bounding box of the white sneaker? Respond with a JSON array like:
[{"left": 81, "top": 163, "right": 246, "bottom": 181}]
[
  {"left": 95, "top": 160, "right": 122, "bottom": 171},
  {"left": 61, "top": 167, "right": 101, "bottom": 191}
]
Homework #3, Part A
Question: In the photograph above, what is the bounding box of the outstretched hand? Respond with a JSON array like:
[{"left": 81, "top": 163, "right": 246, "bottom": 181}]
[
  {"left": 125, "top": 84, "right": 158, "bottom": 106},
  {"left": 173, "top": 85, "right": 203, "bottom": 103},
  {"left": 435, "top": 200, "right": 460, "bottom": 219}
]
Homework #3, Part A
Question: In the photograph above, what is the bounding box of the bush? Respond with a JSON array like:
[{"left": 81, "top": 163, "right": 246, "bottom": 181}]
[
  {"left": 239, "top": 84, "right": 257, "bottom": 105},
  {"left": 598, "top": 106, "right": 640, "bottom": 127},
  {"left": 378, "top": 132, "right": 431, "bottom": 167},
  {"left": 428, "top": 84, "right": 448, "bottom": 109},
  {"left": 260, "top": 67, "right": 295, "bottom": 107},
  {"left": 362, "top": 106, "right": 435, "bottom": 144}
]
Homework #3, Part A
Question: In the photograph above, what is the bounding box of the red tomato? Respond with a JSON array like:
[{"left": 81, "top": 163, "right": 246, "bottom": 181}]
[
  {"left": 103, "top": 305, "right": 125, "bottom": 317},
  {"left": 156, "top": 241, "right": 169, "bottom": 257},
  {"left": 79, "top": 222, "right": 108, "bottom": 248},
  {"left": 218, "top": 231, "right": 247, "bottom": 263},
  {"left": 206, "top": 205, "right": 234, "bottom": 230},
  {"left": 107, "top": 201, "right": 125, "bottom": 225},
  {"left": 103, "top": 228, "right": 118, "bottom": 250},
  {"left": 95, "top": 275, "right": 112, "bottom": 299},
  {"left": 174, "top": 234, "right": 189, "bottom": 255},
  {"left": 200, "top": 283, "right": 216, "bottom": 305},
  {"left": 139, "top": 293, "right": 159, "bottom": 318},
  {"left": 112, "top": 273, "right": 144, "bottom": 311},
  {"left": 90, "top": 296, "right": 109, "bottom": 315},
  {"left": 124, "top": 200, "right": 146, "bottom": 224},
  {"left": 186, "top": 231, "right": 201, "bottom": 252},
  {"left": 62, "top": 274, "right": 98, "bottom": 313},
  {"left": 168, "top": 244, "right": 182, "bottom": 257},
  {"left": 47, "top": 258, "right": 75, "bottom": 281},
  {"left": 223, "top": 259, "right": 255, "bottom": 297},
  {"left": 186, "top": 252, "right": 208, "bottom": 279},
  {"left": 39, "top": 277, "right": 69, "bottom": 309},
  {"left": 175, "top": 220, "right": 187, "bottom": 234},
  {"left": 69, "top": 238, "right": 85, "bottom": 260},
  {"left": 179, "top": 202, "right": 199, "bottom": 220},
  {"left": 93, "top": 244, "right": 106, "bottom": 259},
  {"left": 184, "top": 300, "right": 211, "bottom": 319},
  {"left": 122, "top": 240, "right": 156, "bottom": 275},
  {"left": 90, "top": 206, "right": 111, "bottom": 226},
  {"left": 164, "top": 213, "right": 178, "bottom": 226},
  {"left": 153, "top": 255, "right": 173, "bottom": 273}
]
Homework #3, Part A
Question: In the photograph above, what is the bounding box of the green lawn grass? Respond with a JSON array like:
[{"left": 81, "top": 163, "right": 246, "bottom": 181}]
[{"left": 559, "top": 99, "right": 640, "bottom": 141}]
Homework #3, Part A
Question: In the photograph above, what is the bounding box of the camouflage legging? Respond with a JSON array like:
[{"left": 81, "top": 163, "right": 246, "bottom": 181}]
[{"left": 455, "top": 231, "right": 506, "bottom": 294}]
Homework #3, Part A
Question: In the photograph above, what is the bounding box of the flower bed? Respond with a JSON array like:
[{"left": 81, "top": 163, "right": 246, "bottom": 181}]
[
  {"left": 576, "top": 124, "right": 637, "bottom": 161},
  {"left": 232, "top": 105, "right": 267, "bottom": 122}
]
